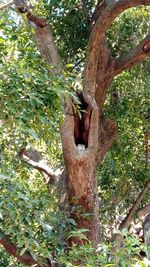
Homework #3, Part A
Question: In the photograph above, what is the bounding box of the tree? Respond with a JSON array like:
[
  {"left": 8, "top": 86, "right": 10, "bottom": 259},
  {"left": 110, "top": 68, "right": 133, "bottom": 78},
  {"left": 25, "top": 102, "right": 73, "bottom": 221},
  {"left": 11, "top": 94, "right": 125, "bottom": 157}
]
[{"left": 0, "top": 0, "right": 150, "bottom": 266}]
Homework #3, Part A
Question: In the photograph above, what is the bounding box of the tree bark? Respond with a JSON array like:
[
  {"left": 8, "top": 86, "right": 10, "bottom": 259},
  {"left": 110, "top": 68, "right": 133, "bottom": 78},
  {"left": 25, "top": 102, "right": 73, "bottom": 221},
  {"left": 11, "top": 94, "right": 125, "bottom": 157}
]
[
  {"left": 60, "top": 97, "right": 100, "bottom": 246},
  {"left": 2, "top": 0, "right": 150, "bottom": 265},
  {"left": 14, "top": 0, "right": 61, "bottom": 74}
]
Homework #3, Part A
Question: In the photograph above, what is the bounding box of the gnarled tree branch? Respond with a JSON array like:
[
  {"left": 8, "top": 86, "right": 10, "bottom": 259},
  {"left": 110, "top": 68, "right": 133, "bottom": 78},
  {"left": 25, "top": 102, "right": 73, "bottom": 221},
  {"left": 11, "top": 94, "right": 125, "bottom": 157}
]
[
  {"left": 92, "top": 0, "right": 150, "bottom": 38},
  {"left": 137, "top": 203, "right": 150, "bottom": 219},
  {"left": 119, "top": 180, "right": 150, "bottom": 230},
  {"left": 14, "top": 0, "right": 61, "bottom": 73},
  {"left": 20, "top": 148, "right": 58, "bottom": 185},
  {"left": 84, "top": 0, "right": 150, "bottom": 97},
  {"left": 114, "top": 33, "right": 150, "bottom": 75}
]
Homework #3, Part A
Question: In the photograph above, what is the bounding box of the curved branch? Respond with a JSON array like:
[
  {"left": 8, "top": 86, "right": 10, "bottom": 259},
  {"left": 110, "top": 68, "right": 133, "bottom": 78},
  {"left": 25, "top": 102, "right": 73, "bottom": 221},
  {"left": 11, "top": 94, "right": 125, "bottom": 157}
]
[
  {"left": 20, "top": 148, "right": 58, "bottom": 184},
  {"left": 0, "top": 231, "right": 50, "bottom": 266},
  {"left": 84, "top": 0, "right": 150, "bottom": 96},
  {"left": 22, "top": 156, "right": 56, "bottom": 180},
  {"left": 137, "top": 203, "right": 150, "bottom": 218},
  {"left": 14, "top": 0, "right": 61, "bottom": 73},
  {"left": 119, "top": 180, "right": 150, "bottom": 230},
  {"left": 0, "top": 0, "right": 13, "bottom": 10},
  {"left": 114, "top": 34, "right": 150, "bottom": 75},
  {"left": 92, "top": 0, "right": 150, "bottom": 37}
]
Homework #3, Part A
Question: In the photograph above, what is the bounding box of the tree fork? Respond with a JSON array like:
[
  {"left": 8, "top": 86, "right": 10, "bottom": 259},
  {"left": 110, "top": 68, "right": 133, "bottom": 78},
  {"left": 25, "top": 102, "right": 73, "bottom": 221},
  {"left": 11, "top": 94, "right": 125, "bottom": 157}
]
[{"left": 1, "top": 0, "right": 150, "bottom": 265}]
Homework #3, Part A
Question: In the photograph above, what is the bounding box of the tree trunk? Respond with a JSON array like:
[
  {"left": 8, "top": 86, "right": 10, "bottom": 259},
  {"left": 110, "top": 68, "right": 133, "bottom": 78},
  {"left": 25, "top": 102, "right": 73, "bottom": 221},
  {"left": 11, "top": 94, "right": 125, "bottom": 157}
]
[
  {"left": 1, "top": 1, "right": 150, "bottom": 266},
  {"left": 14, "top": 0, "right": 150, "bottom": 250},
  {"left": 60, "top": 94, "right": 100, "bottom": 246},
  {"left": 65, "top": 155, "right": 100, "bottom": 246}
]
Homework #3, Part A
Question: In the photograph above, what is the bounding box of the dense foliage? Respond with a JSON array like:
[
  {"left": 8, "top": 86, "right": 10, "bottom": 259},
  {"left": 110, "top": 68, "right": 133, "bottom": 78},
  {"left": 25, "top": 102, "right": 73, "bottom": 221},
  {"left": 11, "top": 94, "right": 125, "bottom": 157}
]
[{"left": 0, "top": 1, "right": 150, "bottom": 266}]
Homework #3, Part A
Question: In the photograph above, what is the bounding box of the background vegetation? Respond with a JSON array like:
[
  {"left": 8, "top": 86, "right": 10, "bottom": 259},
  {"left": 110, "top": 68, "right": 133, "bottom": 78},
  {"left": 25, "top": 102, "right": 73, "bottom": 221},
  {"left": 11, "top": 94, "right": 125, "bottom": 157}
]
[{"left": 0, "top": 1, "right": 149, "bottom": 266}]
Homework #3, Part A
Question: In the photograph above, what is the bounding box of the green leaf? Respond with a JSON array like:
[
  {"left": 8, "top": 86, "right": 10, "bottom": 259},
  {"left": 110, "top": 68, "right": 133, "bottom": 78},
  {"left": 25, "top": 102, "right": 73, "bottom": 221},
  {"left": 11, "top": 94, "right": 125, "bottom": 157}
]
[{"left": 20, "top": 246, "right": 28, "bottom": 256}]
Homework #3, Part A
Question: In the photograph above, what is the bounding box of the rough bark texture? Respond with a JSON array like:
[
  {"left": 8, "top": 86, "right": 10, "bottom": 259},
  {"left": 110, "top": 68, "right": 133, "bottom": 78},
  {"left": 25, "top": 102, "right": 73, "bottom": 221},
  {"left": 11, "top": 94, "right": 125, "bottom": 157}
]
[
  {"left": 1, "top": 0, "right": 150, "bottom": 265},
  {"left": 60, "top": 96, "right": 100, "bottom": 246},
  {"left": 14, "top": 0, "right": 61, "bottom": 73},
  {"left": 34, "top": 26, "right": 62, "bottom": 73},
  {"left": 61, "top": 0, "right": 150, "bottom": 247}
]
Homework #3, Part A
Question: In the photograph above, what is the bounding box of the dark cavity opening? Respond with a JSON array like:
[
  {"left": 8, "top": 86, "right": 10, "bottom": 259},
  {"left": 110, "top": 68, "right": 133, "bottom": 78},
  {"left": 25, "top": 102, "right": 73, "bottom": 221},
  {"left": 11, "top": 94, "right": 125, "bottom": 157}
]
[{"left": 74, "top": 92, "right": 92, "bottom": 148}]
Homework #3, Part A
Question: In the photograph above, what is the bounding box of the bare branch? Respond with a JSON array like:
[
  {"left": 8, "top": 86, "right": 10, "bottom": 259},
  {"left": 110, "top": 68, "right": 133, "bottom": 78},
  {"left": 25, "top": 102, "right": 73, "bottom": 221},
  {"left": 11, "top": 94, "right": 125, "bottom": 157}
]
[
  {"left": 137, "top": 204, "right": 150, "bottom": 219},
  {"left": 0, "top": 0, "right": 13, "bottom": 10},
  {"left": 114, "top": 34, "right": 150, "bottom": 75},
  {"left": 14, "top": 0, "right": 61, "bottom": 73},
  {"left": 0, "top": 231, "right": 50, "bottom": 266},
  {"left": 22, "top": 155, "right": 56, "bottom": 181},
  {"left": 119, "top": 180, "right": 150, "bottom": 230},
  {"left": 20, "top": 148, "right": 58, "bottom": 184}
]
